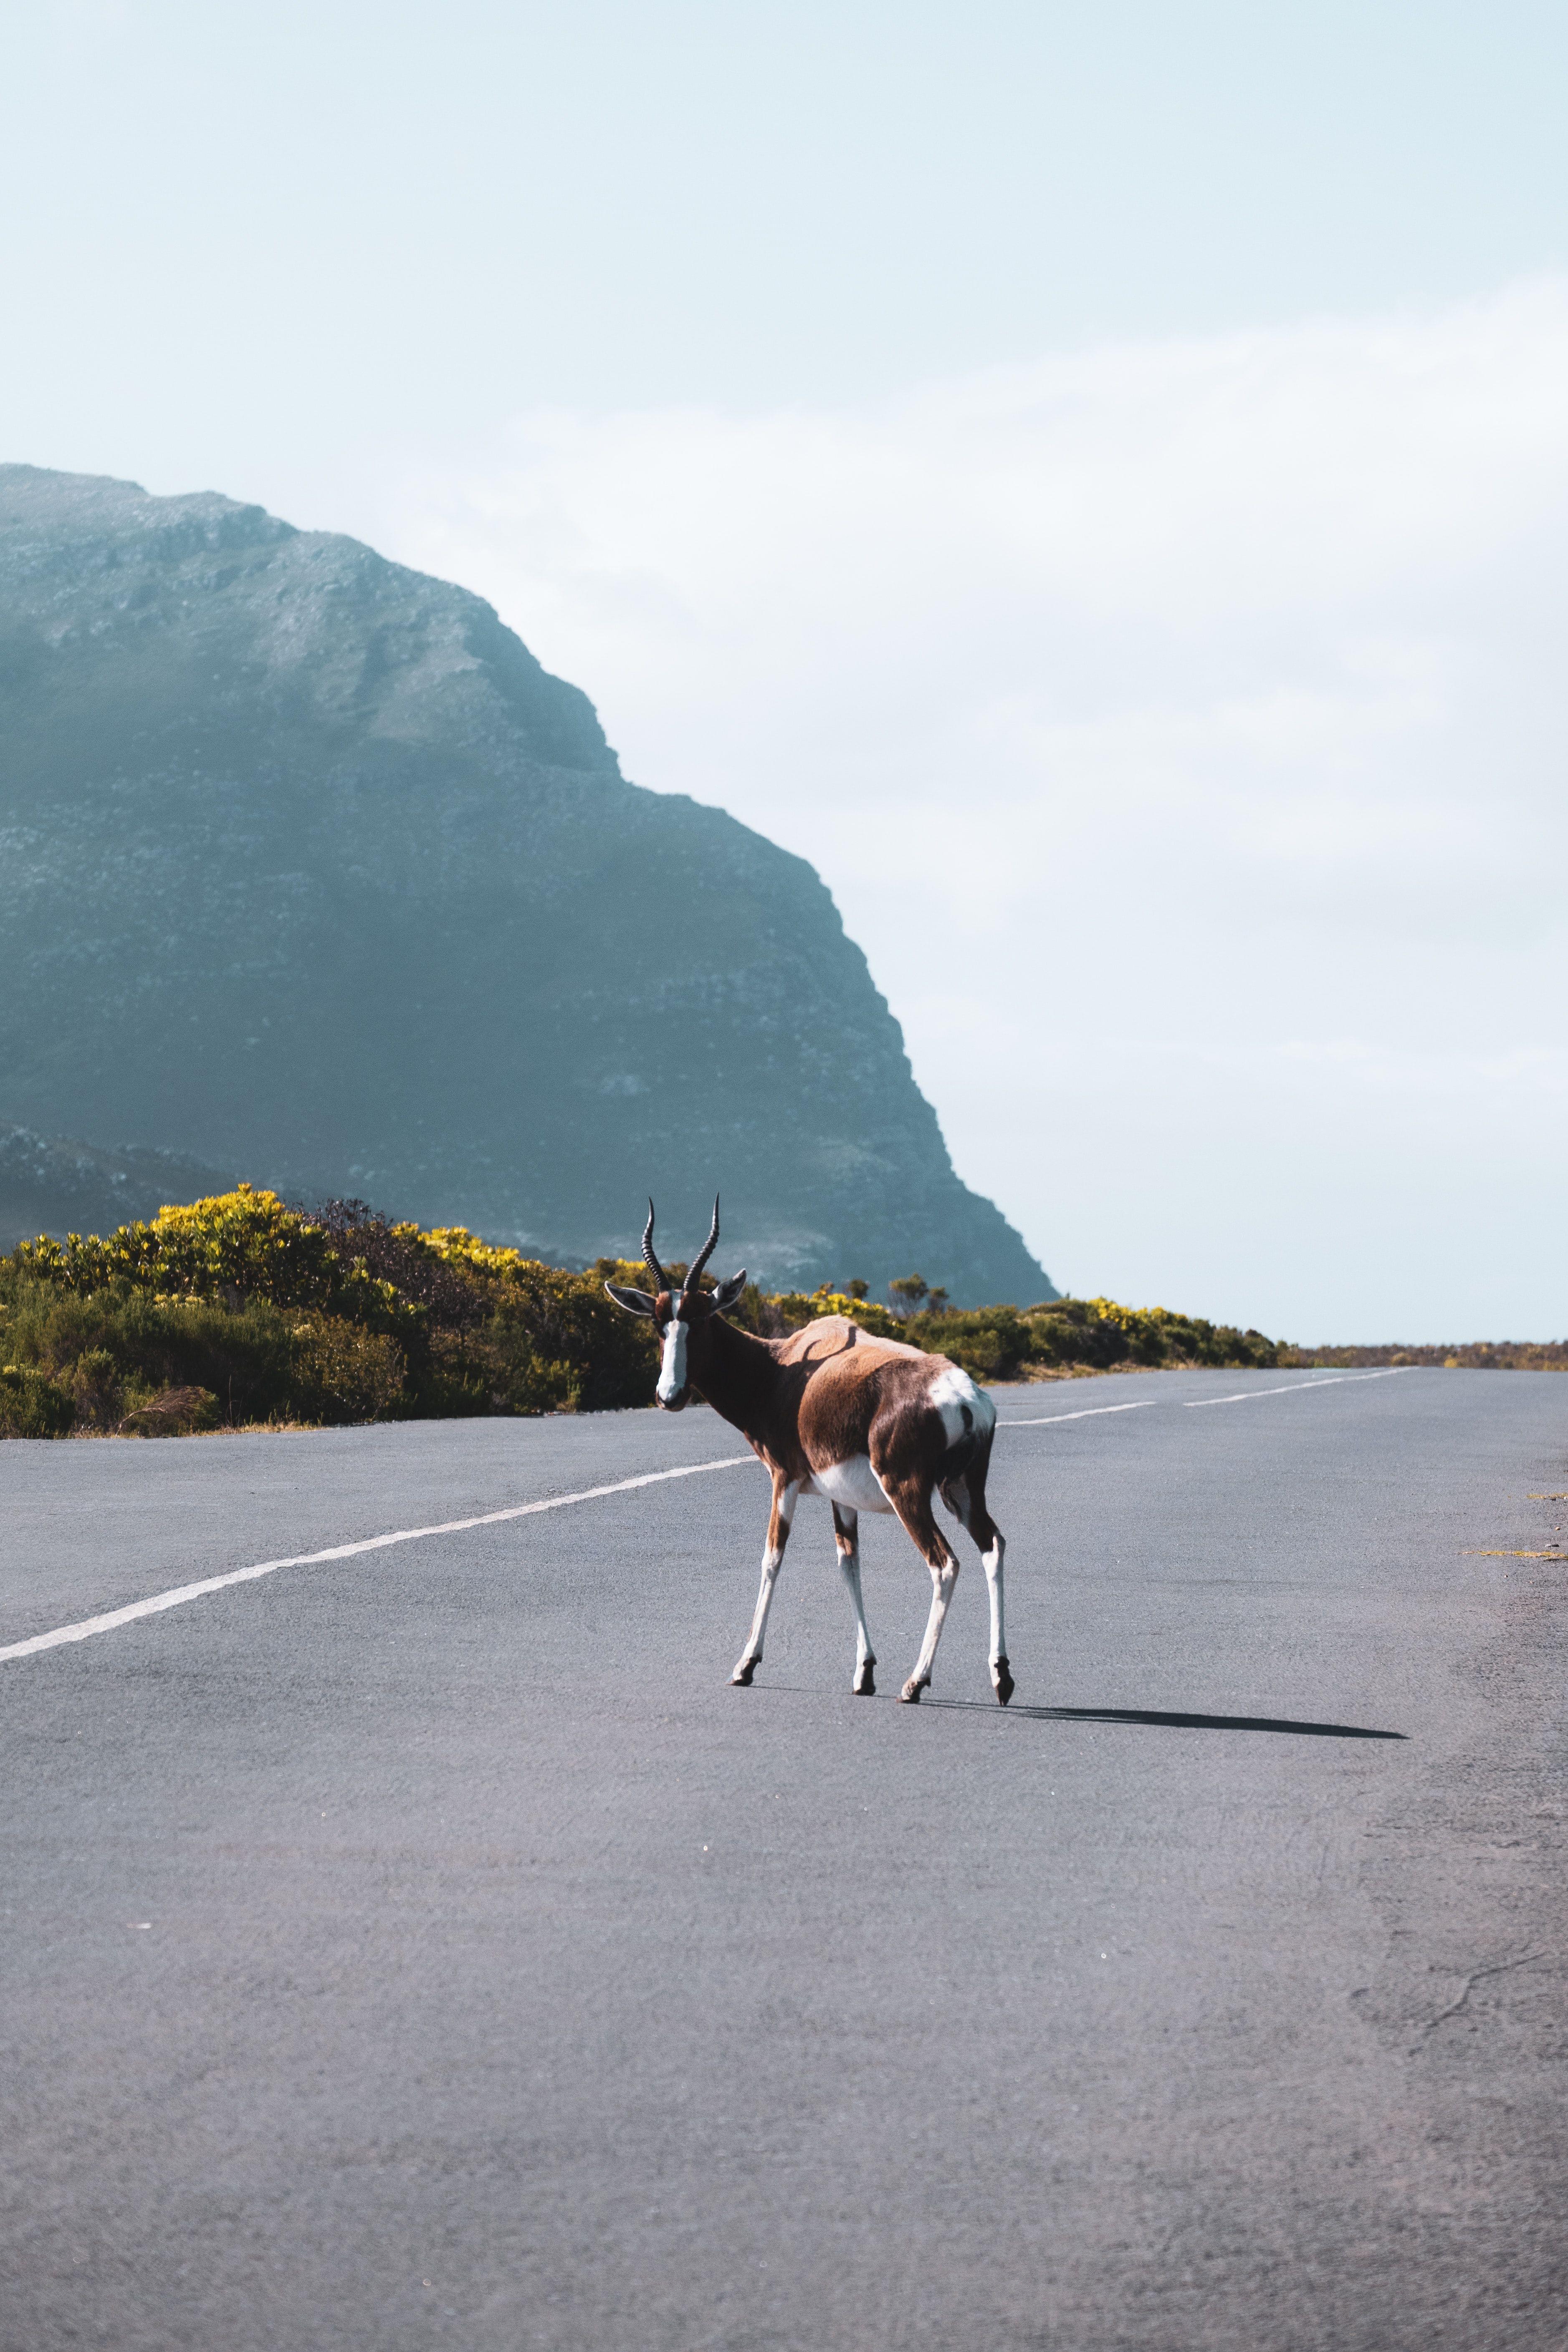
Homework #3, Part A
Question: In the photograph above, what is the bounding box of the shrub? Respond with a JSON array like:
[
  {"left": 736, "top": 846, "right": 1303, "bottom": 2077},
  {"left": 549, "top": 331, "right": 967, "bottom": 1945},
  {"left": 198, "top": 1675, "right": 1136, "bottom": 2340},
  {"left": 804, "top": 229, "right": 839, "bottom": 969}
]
[
  {"left": 306, "top": 1200, "right": 487, "bottom": 1330},
  {"left": 0, "top": 1191, "right": 1294, "bottom": 1437},
  {"left": 432, "top": 1240, "right": 658, "bottom": 1412},
  {"left": 14, "top": 1186, "right": 413, "bottom": 1335},
  {"left": 0, "top": 1277, "right": 303, "bottom": 1428},
  {"left": 288, "top": 1312, "right": 406, "bottom": 1424},
  {"left": 0, "top": 1365, "right": 75, "bottom": 1438},
  {"left": 63, "top": 1346, "right": 126, "bottom": 1433},
  {"left": 16, "top": 1184, "right": 335, "bottom": 1304},
  {"left": 761, "top": 1285, "right": 904, "bottom": 1340},
  {"left": 905, "top": 1306, "right": 1034, "bottom": 1381}
]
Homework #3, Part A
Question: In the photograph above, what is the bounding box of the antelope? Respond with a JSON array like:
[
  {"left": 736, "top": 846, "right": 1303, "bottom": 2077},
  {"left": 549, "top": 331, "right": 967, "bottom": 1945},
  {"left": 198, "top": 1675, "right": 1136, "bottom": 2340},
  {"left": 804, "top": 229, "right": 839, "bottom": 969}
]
[{"left": 605, "top": 1198, "right": 1012, "bottom": 1705}]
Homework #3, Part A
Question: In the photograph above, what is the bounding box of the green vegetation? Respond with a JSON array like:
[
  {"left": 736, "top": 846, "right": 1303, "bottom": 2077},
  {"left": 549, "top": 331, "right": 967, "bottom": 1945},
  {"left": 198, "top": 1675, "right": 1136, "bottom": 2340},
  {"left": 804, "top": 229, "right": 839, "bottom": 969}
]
[
  {"left": 13, "top": 1189, "right": 1550, "bottom": 1440},
  {"left": 0, "top": 1189, "right": 1297, "bottom": 1437},
  {"left": 0, "top": 1190, "right": 655, "bottom": 1437},
  {"left": 1280, "top": 1340, "right": 1568, "bottom": 1372},
  {"left": 752, "top": 1285, "right": 1282, "bottom": 1384}
]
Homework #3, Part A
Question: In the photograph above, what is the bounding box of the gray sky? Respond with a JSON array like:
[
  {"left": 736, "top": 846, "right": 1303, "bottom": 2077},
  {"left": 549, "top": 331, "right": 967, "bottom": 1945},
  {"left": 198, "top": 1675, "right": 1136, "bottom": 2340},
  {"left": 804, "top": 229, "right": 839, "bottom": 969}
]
[{"left": 4, "top": 1, "right": 1566, "bottom": 1338}]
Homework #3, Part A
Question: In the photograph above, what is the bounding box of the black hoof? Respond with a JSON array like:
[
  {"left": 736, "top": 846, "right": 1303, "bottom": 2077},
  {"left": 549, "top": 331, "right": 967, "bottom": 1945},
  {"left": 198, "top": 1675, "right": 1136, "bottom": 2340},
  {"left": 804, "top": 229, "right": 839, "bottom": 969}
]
[
  {"left": 853, "top": 1662, "right": 876, "bottom": 1696},
  {"left": 899, "top": 1677, "right": 926, "bottom": 1704},
  {"left": 731, "top": 1660, "right": 756, "bottom": 1687},
  {"left": 993, "top": 1657, "right": 1014, "bottom": 1707}
]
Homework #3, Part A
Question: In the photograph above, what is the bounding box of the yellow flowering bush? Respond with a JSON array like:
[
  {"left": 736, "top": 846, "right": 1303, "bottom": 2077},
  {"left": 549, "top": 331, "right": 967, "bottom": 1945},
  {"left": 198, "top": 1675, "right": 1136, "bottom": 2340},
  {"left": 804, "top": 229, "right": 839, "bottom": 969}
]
[{"left": 2, "top": 1192, "right": 1288, "bottom": 1438}]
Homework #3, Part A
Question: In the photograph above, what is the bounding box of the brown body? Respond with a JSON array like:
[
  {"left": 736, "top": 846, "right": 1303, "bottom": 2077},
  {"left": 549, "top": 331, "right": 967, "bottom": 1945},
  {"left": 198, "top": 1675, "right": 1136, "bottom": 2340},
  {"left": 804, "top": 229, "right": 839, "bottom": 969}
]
[
  {"left": 689, "top": 1310, "right": 1001, "bottom": 1599},
  {"left": 610, "top": 1209, "right": 1013, "bottom": 1706}
]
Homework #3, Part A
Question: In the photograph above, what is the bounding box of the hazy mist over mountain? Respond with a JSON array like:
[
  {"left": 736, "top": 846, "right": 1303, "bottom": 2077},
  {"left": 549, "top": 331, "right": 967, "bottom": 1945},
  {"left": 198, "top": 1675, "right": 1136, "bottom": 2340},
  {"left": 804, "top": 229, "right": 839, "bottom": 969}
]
[{"left": 0, "top": 465, "right": 1053, "bottom": 1303}]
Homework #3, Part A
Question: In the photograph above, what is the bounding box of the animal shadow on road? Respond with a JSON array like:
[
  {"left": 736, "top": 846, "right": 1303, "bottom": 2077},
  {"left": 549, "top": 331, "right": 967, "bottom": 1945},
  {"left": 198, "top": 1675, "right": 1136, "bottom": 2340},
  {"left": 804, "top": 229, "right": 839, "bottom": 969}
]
[{"left": 925, "top": 1700, "right": 1406, "bottom": 1740}]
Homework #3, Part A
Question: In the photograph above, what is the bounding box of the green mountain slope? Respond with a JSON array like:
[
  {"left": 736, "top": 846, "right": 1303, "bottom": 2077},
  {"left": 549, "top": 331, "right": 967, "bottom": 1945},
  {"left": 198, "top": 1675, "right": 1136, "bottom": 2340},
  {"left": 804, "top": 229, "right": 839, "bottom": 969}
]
[{"left": 0, "top": 464, "right": 1054, "bottom": 1303}]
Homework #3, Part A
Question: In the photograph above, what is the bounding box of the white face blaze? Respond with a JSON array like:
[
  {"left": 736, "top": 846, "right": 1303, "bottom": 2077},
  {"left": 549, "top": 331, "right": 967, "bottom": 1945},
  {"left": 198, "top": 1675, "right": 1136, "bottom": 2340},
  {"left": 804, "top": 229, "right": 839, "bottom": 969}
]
[{"left": 657, "top": 1310, "right": 690, "bottom": 1406}]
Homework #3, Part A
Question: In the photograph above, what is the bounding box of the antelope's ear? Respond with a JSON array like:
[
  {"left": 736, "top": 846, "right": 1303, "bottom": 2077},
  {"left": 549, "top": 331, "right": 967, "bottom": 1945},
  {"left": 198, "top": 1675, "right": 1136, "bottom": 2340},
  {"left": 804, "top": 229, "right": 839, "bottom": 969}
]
[
  {"left": 712, "top": 1269, "right": 748, "bottom": 1312},
  {"left": 605, "top": 1282, "right": 658, "bottom": 1317}
]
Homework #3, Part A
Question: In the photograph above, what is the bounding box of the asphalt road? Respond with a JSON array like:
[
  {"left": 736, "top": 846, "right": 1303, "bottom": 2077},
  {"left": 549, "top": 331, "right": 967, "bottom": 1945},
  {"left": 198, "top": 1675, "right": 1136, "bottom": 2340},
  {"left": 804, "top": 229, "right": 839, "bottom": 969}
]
[{"left": 2, "top": 1368, "right": 1566, "bottom": 2352}]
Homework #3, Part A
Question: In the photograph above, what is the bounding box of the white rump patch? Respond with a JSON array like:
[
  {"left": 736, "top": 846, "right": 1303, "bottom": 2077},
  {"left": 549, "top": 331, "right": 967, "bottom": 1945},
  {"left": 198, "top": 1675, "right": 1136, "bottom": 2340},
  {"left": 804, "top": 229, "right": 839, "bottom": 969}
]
[
  {"left": 809, "top": 1455, "right": 896, "bottom": 1515},
  {"left": 927, "top": 1363, "right": 996, "bottom": 1448}
]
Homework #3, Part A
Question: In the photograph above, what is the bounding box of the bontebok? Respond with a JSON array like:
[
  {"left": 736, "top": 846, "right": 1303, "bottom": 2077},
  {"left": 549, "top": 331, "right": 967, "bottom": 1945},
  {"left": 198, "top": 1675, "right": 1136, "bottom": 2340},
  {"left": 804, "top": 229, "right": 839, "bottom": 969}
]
[{"left": 606, "top": 1198, "right": 1012, "bottom": 1704}]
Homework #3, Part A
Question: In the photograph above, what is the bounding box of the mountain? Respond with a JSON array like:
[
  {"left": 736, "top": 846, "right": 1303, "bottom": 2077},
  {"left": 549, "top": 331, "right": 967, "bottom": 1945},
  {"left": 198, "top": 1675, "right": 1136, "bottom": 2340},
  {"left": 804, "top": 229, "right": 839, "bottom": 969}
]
[
  {"left": 0, "top": 1123, "right": 238, "bottom": 1255},
  {"left": 0, "top": 464, "right": 1055, "bottom": 1303}
]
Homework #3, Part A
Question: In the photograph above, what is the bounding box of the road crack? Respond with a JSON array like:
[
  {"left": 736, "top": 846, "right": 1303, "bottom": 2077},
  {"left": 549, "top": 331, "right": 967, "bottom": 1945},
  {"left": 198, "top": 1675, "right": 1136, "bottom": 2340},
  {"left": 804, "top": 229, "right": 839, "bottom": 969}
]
[{"left": 1415, "top": 1949, "right": 1547, "bottom": 2043}]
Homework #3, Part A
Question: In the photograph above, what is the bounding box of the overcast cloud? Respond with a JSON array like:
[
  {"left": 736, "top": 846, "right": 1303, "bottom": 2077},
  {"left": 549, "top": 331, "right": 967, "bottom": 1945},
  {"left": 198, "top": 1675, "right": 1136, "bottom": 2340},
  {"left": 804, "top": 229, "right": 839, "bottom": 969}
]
[{"left": 376, "top": 282, "right": 1568, "bottom": 1340}]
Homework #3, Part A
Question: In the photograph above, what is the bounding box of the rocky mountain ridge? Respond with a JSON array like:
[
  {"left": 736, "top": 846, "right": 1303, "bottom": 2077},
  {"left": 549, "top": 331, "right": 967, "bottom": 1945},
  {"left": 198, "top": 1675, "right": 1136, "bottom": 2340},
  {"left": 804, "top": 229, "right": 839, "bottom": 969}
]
[{"left": 0, "top": 464, "right": 1054, "bottom": 1303}]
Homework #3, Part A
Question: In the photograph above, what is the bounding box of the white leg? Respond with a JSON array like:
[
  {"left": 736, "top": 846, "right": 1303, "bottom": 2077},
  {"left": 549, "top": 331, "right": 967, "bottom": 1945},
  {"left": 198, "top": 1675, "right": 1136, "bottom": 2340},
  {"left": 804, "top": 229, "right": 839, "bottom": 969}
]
[
  {"left": 731, "top": 1477, "right": 799, "bottom": 1686},
  {"left": 901, "top": 1557, "right": 958, "bottom": 1703},
  {"left": 982, "top": 1532, "right": 1012, "bottom": 1705},
  {"left": 833, "top": 1505, "right": 876, "bottom": 1695}
]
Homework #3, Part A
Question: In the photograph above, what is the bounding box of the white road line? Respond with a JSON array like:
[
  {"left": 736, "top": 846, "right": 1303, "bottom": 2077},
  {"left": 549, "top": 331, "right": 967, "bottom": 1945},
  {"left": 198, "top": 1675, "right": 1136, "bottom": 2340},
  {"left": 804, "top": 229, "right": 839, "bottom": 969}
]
[
  {"left": 1183, "top": 1370, "right": 1409, "bottom": 1408},
  {"left": 0, "top": 1454, "right": 756, "bottom": 1667},
  {"left": 1, "top": 1366, "right": 1419, "bottom": 1669},
  {"left": 1000, "top": 1401, "right": 1161, "bottom": 1428}
]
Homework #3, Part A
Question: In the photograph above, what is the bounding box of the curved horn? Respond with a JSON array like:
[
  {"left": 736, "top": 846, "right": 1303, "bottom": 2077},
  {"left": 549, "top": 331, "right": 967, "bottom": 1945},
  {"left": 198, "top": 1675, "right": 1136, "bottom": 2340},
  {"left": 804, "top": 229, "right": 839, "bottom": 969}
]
[
  {"left": 642, "top": 1199, "right": 670, "bottom": 1293},
  {"left": 682, "top": 1194, "right": 721, "bottom": 1296}
]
